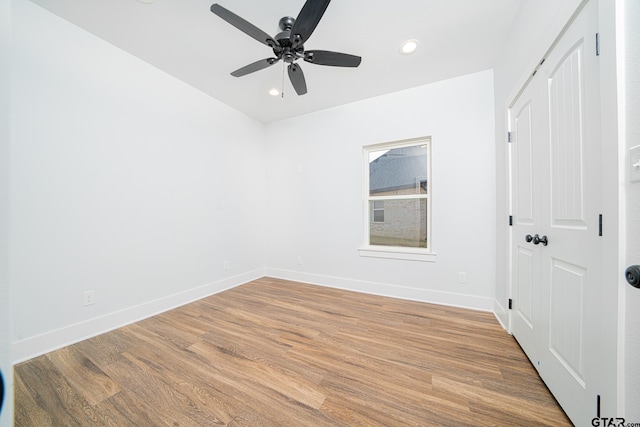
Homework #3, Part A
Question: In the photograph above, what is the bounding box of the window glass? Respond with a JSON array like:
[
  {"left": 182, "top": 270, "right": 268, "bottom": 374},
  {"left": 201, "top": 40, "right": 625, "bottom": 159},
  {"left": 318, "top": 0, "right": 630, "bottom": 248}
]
[
  {"left": 369, "top": 145, "right": 428, "bottom": 197},
  {"left": 369, "top": 199, "right": 427, "bottom": 248}
]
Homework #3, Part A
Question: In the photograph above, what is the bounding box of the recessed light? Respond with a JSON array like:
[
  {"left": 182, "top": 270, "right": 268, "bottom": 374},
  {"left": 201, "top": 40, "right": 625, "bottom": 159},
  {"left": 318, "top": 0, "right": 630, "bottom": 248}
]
[
  {"left": 269, "top": 88, "right": 280, "bottom": 96},
  {"left": 400, "top": 39, "right": 419, "bottom": 55}
]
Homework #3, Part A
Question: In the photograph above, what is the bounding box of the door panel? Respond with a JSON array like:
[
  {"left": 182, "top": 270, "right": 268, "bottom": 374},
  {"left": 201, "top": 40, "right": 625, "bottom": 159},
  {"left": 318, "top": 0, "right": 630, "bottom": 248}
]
[
  {"left": 514, "top": 101, "right": 535, "bottom": 225},
  {"left": 516, "top": 247, "right": 535, "bottom": 328},
  {"left": 549, "top": 258, "right": 587, "bottom": 387},
  {"left": 549, "top": 40, "right": 588, "bottom": 228}
]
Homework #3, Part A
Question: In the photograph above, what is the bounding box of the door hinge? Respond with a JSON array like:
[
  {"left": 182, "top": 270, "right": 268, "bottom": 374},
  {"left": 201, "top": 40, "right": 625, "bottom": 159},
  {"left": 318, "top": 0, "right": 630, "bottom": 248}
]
[
  {"left": 509, "top": 215, "right": 513, "bottom": 226},
  {"left": 508, "top": 298, "right": 513, "bottom": 310},
  {"left": 508, "top": 131, "right": 513, "bottom": 143},
  {"left": 595, "top": 33, "right": 600, "bottom": 56},
  {"left": 599, "top": 214, "right": 603, "bottom": 236},
  {"left": 596, "top": 394, "right": 601, "bottom": 418}
]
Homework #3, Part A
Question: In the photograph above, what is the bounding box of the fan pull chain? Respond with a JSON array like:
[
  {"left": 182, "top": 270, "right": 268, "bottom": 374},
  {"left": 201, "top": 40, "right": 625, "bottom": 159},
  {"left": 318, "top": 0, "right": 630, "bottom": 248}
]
[{"left": 281, "top": 61, "right": 285, "bottom": 98}]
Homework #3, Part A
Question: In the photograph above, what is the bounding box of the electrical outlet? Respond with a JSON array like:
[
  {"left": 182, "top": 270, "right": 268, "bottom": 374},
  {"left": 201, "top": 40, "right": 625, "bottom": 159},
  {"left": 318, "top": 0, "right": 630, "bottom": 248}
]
[
  {"left": 458, "top": 272, "right": 467, "bottom": 284},
  {"left": 83, "top": 290, "right": 95, "bottom": 306},
  {"left": 223, "top": 261, "right": 230, "bottom": 271},
  {"left": 297, "top": 256, "right": 303, "bottom": 265}
]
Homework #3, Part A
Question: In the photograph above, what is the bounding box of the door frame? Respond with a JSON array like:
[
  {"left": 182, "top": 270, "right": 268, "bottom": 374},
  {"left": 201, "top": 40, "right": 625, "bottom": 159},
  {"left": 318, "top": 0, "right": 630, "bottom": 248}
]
[{"left": 0, "top": 0, "right": 11, "bottom": 424}]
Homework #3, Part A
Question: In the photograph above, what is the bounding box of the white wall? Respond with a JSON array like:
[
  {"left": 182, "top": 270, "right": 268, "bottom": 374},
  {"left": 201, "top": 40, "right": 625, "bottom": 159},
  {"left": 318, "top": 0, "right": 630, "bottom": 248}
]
[
  {"left": 623, "top": 0, "right": 640, "bottom": 420},
  {"left": 10, "top": 0, "right": 267, "bottom": 362},
  {"left": 0, "top": 0, "right": 12, "bottom": 423},
  {"left": 265, "top": 70, "right": 496, "bottom": 310}
]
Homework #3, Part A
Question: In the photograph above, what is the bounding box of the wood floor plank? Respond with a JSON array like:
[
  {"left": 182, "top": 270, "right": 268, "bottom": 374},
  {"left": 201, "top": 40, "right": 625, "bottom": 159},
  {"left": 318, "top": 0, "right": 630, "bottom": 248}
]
[
  {"left": 93, "top": 391, "right": 172, "bottom": 427},
  {"left": 46, "top": 346, "right": 121, "bottom": 406},
  {"left": 15, "top": 356, "right": 101, "bottom": 426},
  {"left": 13, "top": 374, "right": 54, "bottom": 427},
  {"left": 199, "top": 328, "right": 326, "bottom": 386},
  {"left": 189, "top": 339, "right": 327, "bottom": 409},
  {"left": 433, "top": 375, "right": 567, "bottom": 426},
  {"left": 14, "top": 277, "right": 571, "bottom": 426},
  {"left": 70, "top": 329, "right": 132, "bottom": 369}
]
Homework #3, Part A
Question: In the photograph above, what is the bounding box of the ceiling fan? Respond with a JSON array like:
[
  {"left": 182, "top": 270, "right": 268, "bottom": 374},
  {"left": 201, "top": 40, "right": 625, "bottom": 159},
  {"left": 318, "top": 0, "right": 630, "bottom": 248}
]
[{"left": 210, "top": 0, "right": 362, "bottom": 96}]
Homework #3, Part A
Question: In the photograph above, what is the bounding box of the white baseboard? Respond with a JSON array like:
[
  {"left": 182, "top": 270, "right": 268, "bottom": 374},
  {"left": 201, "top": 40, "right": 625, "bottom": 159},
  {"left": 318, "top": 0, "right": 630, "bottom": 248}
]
[
  {"left": 12, "top": 268, "right": 265, "bottom": 364},
  {"left": 265, "top": 268, "right": 494, "bottom": 312}
]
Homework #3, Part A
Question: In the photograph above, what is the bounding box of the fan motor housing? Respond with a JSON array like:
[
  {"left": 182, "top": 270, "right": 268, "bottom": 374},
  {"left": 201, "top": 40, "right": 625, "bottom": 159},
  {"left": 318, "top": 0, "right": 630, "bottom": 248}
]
[
  {"left": 279, "top": 16, "right": 295, "bottom": 31},
  {"left": 274, "top": 19, "right": 304, "bottom": 64},
  {"left": 275, "top": 30, "right": 292, "bottom": 46}
]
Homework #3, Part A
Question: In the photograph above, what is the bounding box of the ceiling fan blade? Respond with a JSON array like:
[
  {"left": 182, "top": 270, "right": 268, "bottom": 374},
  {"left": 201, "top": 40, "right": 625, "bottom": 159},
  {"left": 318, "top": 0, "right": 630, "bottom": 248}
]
[
  {"left": 210, "top": 4, "right": 277, "bottom": 48},
  {"left": 304, "top": 50, "right": 362, "bottom": 67},
  {"left": 231, "top": 58, "right": 279, "bottom": 77},
  {"left": 290, "top": 0, "right": 331, "bottom": 48},
  {"left": 288, "top": 63, "right": 308, "bottom": 95}
]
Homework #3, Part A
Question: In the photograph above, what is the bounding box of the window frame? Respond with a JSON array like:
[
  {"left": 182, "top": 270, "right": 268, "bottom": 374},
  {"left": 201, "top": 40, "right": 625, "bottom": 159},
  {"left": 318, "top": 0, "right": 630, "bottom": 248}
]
[{"left": 359, "top": 137, "right": 436, "bottom": 262}]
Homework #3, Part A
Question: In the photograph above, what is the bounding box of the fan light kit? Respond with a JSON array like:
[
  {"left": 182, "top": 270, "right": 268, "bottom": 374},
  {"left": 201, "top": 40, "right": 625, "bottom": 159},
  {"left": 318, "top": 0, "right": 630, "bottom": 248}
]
[
  {"left": 210, "top": 0, "right": 362, "bottom": 96},
  {"left": 400, "top": 39, "right": 419, "bottom": 55}
]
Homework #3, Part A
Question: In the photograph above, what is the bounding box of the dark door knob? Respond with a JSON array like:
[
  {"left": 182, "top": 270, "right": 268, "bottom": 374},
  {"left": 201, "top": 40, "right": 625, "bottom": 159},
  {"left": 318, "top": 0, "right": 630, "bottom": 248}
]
[
  {"left": 525, "top": 235, "right": 533, "bottom": 243},
  {"left": 533, "top": 234, "right": 548, "bottom": 246},
  {"left": 0, "top": 369, "right": 4, "bottom": 415},
  {"left": 626, "top": 265, "right": 640, "bottom": 288}
]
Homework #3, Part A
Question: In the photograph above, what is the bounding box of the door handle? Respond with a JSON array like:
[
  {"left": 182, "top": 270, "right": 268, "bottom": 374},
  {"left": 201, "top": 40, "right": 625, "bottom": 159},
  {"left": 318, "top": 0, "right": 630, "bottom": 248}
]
[
  {"left": 533, "top": 234, "right": 548, "bottom": 246},
  {"left": 525, "top": 235, "right": 533, "bottom": 243},
  {"left": 625, "top": 265, "right": 640, "bottom": 289},
  {"left": 0, "top": 369, "right": 4, "bottom": 415}
]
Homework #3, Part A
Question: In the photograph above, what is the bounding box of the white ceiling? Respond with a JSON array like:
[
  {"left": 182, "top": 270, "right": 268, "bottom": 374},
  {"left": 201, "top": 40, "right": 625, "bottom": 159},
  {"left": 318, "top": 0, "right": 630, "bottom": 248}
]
[{"left": 28, "top": 0, "right": 522, "bottom": 123}]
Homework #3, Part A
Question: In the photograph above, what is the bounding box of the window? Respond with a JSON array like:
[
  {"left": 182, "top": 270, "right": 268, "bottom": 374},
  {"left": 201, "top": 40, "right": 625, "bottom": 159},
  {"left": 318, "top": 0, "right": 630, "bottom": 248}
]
[
  {"left": 359, "top": 137, "right": 435, "bottom": 261},
  {"left": 372, "top": 200, "right": 385, "bottom": 223}
]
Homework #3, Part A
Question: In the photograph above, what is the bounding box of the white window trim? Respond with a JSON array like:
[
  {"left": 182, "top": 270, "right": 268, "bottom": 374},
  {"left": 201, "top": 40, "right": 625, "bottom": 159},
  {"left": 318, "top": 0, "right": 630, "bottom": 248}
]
[
  {"left": 359, "top": 137, "right": 436, "bottom": 262},
  {"left": 358, "top": 246, "right": 437, "bottom": 262}
]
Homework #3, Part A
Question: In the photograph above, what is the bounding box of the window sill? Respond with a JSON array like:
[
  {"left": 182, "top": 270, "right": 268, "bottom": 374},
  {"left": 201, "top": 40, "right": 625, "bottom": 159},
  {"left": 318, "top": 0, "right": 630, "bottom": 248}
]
[{"left": 358, "top": 246, "right": 437, "bottom": 262}]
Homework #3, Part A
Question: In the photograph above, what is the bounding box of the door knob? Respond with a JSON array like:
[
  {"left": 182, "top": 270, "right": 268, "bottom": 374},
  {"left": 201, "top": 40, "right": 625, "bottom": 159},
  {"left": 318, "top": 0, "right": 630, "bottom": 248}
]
[
  {"left": 525, "top": 235, "right": 533, "bottom": 243},
  {"left": 533, "top": 234, "right": 548, "bottom": 246},
  {"left": 626, "top": 265, "right": 640, "bottom": 289},
  {"left": 0, "top": 369, "right": 4, "bottom": 415}
]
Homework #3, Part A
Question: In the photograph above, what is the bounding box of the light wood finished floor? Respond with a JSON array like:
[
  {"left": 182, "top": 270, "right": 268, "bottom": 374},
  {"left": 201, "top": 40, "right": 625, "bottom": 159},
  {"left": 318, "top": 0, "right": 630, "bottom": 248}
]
[{"left": 15, "top": 277, "right": 571, "bottom": 426}]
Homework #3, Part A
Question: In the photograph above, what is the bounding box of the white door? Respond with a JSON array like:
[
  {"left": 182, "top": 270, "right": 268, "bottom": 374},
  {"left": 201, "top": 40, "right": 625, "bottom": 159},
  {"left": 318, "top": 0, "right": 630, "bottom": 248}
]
[
  {"left": 509, "top": 1, "right": 612, "bottom": 425},
  {"left": 510, "top": 80, "right": 544, "bottom": 369}
]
